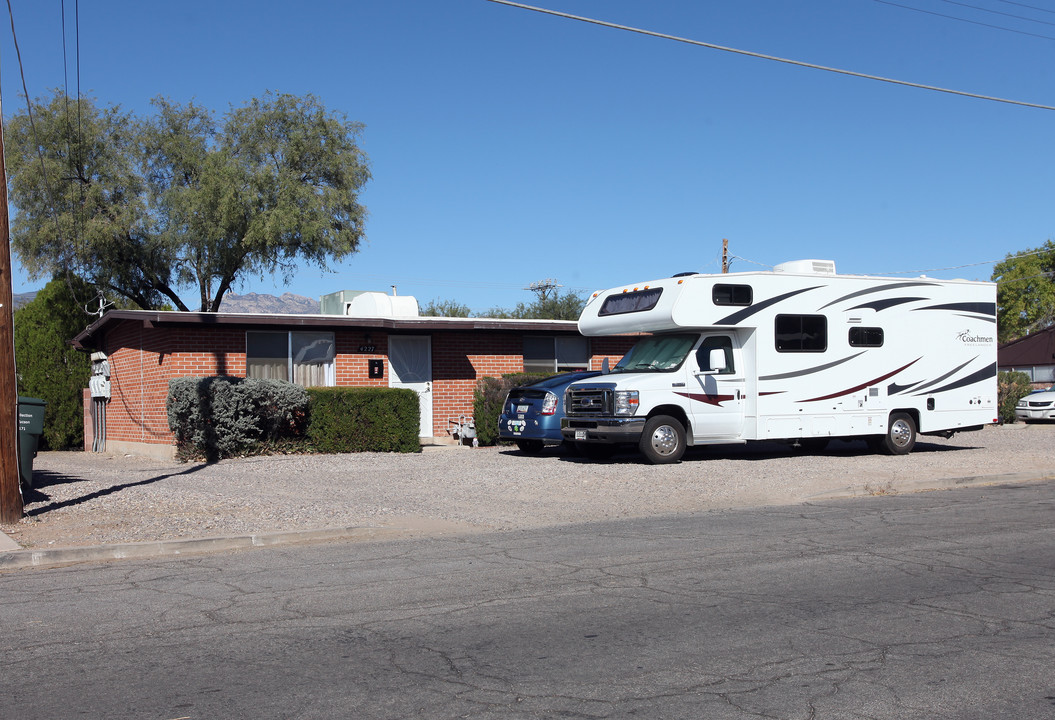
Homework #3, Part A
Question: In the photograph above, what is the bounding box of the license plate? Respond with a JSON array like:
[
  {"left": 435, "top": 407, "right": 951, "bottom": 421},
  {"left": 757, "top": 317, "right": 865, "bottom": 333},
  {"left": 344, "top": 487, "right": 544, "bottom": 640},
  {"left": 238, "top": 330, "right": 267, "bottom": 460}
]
[
  {"left": 517, "top": 404, "right": 530, "bottom": 413},
  {"left": 575, "top": 430, "right": 587, "bottom": 440}
]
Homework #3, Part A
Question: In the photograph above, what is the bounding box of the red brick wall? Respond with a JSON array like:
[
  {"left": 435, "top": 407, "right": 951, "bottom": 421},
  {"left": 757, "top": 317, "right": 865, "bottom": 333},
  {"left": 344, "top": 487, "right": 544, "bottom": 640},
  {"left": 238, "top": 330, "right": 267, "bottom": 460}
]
[{"left": 95, "top": 321, "right": 639, "bottom": 448}]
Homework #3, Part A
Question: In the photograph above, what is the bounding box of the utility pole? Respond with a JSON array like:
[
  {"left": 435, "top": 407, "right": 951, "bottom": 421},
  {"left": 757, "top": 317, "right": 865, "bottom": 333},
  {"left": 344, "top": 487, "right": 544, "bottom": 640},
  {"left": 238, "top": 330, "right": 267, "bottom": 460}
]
[
  {"left": 0, "top": 89, "right": 24, "bottom": 523},
  {"left": 722, "top": 238, "right": 729, "bottom": 274},
  {"left": 526, "top": 279, "right": 562, "bottom": 304}
]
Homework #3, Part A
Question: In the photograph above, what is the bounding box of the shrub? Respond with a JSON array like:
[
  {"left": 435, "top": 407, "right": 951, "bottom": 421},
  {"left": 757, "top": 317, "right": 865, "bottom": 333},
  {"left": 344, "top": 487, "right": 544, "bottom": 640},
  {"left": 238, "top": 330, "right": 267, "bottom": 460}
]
[
  {"left": 306, "top": 387, "right": 420, "bottom": 453},
  {"left": 472, "top": 372, "right": 552, "bottom": 446},
  {"left": 997, "top": 371, "right": 1033, "bottom": 424},
  {"left": 13, "top": 277, "right": 94, "bottom": 449},
  {"left": 167, "top": 376, "right": 309, "bottom": 461}
]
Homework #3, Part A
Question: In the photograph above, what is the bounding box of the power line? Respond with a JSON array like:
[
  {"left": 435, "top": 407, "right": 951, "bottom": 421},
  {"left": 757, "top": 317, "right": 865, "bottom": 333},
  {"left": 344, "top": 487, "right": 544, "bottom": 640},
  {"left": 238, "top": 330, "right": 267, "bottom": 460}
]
[
  {"left": 482, "top": 0, "right": 1055, "bottom": 111},
  {"left": 937, "top": 0, "right": 1055, "bottom": 28},
  {"left": 868, "top": 248, "right": 1052, "bottom": 277},
  {"left": 873, "top": 0, "right": 1055, "bottom": 40},
  {"left": 998, "top": 0, "right": 1055, "bottom": 16}
]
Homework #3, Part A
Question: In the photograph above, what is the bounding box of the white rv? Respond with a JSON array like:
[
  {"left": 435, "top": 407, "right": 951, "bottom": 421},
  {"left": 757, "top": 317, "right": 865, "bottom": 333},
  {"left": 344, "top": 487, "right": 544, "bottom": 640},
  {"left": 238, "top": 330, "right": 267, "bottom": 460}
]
[{"left": 561, "top": 260, "right": 998, "bottom": 464}]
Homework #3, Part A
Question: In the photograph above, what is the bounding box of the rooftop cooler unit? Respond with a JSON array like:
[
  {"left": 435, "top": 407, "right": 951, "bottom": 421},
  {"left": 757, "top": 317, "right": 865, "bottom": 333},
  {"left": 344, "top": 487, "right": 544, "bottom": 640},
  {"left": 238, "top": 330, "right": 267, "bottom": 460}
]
[{"left": 319, "top": 290, "right": 420, "bottom": 317}]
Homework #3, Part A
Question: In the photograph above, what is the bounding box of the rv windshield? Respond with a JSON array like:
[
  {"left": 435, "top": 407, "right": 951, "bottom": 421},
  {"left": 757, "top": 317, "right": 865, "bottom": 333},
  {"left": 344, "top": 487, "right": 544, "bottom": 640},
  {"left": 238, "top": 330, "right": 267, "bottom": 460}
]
[{"left": 614, "top": 334, "right": 698, "bottom": 373}]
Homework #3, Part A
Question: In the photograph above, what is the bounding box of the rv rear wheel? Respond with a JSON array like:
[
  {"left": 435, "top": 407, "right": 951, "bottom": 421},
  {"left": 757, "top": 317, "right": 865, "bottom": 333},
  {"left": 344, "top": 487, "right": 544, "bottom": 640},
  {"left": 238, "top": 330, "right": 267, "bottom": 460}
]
[
  {"left": 639, "top": 415, "right": 686, "bottom": 464},
  {"left": 880, "top": 412, "right": 917, "bottom": 455}
]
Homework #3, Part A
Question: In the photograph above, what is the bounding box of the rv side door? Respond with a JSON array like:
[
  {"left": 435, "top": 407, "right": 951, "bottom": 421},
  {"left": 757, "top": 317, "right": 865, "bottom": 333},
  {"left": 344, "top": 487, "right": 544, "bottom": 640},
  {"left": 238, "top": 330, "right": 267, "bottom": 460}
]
[{"left": 689, "top": 334, "right": 745, "bottom": 441}]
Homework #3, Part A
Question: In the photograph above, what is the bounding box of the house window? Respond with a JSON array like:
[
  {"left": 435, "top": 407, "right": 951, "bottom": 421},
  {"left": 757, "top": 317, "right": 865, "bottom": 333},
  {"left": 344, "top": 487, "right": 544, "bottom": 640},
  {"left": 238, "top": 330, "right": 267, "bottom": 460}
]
[
  {"left": 775, "top": 315, "right": 827, "bottom": 352},
  {"left": 848, "top": 327, "right": 884, "bottom": 347},
  {"left": 247, "top": 331, "right": 336, "bottom": 386},
  {"left": 523, "top": 336, "right": 590, "bottom": 374},
  {"left": 712, "top": 284, "right": 753, "bottom": 306}
]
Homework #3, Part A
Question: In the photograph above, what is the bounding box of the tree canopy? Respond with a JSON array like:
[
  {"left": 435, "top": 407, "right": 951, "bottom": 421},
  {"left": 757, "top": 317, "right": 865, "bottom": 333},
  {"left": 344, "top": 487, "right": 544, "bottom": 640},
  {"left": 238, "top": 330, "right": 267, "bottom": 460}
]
[
  {"left": 13, "top": 277, "right": 96, "bottom": 449},
  {"left": 992, "top": 240, "right": 1055, "bottom": 343},
  {"left": 423, "top": 286, "right": 587, "bottom": 320},
  {"left": 486, "top": 287, "right": 586, "bottom": 321},
  {"left": 5, "top": 90, "right": 371, "bottom": 312}
]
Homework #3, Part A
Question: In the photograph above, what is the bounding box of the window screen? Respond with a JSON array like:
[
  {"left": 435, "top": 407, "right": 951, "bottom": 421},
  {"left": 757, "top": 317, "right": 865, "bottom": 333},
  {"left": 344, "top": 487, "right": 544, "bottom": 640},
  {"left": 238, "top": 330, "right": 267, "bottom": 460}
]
[
  {"left": 524, "top": 336, "right": 590, "bottom": 373},
  {"left": 712, "top": 284, "right": 752, "bottom": 306},
  {"left": 247, "top": 331, "right": 289, "bottom": 381},
  {"left": 775, "top": 315, "right": 827, "bottom": 352},
  {"left": 247, "top": 330, "right": 335, "bottom": 386},
  {"left": 848, "top": 327, "right": 884, "bottom": 347}
]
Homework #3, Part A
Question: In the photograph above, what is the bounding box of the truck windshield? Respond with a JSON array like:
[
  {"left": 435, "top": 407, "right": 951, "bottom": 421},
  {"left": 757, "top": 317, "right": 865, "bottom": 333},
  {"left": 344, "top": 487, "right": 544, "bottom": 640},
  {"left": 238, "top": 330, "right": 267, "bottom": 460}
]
[{"left": 614, "top": 334, "right": 698, "bottom": 372}]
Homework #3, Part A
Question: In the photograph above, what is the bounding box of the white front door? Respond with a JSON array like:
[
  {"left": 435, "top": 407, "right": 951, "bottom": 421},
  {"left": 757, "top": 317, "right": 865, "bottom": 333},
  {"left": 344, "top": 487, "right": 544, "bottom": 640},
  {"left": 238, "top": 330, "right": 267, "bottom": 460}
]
[
  {"left": 689, "top": 334, "right": 746, "bottom": 441},
  {"left": 389, "top": 335, "right": 433, "bottom": 437}
]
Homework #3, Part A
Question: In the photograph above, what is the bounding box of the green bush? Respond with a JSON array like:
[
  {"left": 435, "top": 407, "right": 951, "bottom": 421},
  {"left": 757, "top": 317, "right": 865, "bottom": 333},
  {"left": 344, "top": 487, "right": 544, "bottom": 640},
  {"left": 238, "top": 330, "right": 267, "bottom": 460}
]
[
  {"left": 306, "top": 387, "right": 420, "bottom": 453},
  {"left": 472, "top": 372, "right": 553, "bottom": 446},
  {"left": 14, "top": 277, "right": 95, "bottom": 450},
  {"left": 997, "top": 371, "right": 1033, "bottom": 424},
  {"left": 167, "top": 376, "right": 309, "bottom": 461}
]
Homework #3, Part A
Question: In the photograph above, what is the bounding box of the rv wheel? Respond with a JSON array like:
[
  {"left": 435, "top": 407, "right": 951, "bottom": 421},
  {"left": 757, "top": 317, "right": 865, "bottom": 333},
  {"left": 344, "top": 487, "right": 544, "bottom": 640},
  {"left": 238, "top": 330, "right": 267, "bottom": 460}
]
[
  {"left": 640, "top": 415, "right": 686, "bottom": 464},
  {"left": 881, "top": 412, "right": 917, "bottom": 455}
]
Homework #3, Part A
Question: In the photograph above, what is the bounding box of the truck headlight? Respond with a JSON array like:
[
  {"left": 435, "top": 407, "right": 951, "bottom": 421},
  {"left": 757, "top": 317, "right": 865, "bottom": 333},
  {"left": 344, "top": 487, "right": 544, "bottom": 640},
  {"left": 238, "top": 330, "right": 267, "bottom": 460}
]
[{"left": 614, "top": 390, "right": 639, "bottom": 416}]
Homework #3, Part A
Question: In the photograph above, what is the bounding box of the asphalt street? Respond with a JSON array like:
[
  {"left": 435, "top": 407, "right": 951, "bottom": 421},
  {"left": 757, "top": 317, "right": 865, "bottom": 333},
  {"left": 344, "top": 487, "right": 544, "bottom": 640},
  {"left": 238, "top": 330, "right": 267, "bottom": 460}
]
[{"left": 1, "top": 480, "right": 1053, "bottom": 719}]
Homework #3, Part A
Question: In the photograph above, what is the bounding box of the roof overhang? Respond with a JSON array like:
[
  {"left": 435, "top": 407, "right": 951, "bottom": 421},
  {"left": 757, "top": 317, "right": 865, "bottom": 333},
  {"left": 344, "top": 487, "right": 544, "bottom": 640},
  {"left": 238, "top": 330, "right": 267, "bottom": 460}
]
[{"left": 71, "top": 310, "right": 583, "bottom": 351}]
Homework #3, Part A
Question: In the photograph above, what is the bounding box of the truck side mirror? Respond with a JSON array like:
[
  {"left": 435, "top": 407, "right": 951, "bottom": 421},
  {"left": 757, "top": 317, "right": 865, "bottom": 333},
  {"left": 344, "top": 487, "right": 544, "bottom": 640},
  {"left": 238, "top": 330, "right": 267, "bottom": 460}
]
[{"left": 709, "top": 348, "right": 727, "bottom": 372}]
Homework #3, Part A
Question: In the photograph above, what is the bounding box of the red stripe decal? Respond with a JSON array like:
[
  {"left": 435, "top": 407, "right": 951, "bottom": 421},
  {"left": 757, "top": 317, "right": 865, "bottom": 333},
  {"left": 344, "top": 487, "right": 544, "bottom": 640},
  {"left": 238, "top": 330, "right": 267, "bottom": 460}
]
[
  {"left": 674, "top": 392, "right": 735, "bottom": 407},
  {"left": 798, "top": 358, "right": 921, "bottom": 403}
]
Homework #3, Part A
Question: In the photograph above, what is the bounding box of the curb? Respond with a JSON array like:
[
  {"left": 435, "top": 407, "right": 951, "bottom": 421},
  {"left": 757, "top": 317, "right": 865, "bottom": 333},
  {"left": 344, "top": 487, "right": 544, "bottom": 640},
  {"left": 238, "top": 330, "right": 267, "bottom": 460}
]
[
  {"left": 0, "top": 525, "right": 398, "bottom": 571},
  {"left": 3, "top": 471, "right": 1054, "bottom": 571},
  {"left": 805, "top": 470, "right": 1055, "bottom": 501}
]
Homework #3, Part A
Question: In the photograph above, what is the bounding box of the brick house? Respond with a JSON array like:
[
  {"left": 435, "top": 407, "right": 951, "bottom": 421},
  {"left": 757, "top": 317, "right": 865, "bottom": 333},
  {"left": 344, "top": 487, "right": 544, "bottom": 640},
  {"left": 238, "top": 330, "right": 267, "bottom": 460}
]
[
  {"left": 998, "top": 326, "right": 1055, "bottom": 388},
  {"left": 71, "top": 307, "right": 636, "bottom": 459}
]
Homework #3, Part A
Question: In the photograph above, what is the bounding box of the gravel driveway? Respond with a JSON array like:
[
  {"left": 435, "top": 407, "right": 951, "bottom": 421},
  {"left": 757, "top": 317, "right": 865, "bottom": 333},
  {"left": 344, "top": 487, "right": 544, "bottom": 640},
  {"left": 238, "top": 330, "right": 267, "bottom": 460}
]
[{"left": 3, "top": 424, "right": 1054, "bottom": 551}]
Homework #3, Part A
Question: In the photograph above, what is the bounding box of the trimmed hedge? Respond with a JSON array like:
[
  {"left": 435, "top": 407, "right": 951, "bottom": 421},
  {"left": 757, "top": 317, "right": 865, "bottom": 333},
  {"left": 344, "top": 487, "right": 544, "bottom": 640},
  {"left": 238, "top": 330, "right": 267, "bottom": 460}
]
[
  {"left": 167, "top": 376, "right": 309, "bottom": 462},
  {"left": 306, "top": 387, "right": 421, "bottom": 453},
  {"left": 473, "top": 372, "right": 553, "bottom": 446}
]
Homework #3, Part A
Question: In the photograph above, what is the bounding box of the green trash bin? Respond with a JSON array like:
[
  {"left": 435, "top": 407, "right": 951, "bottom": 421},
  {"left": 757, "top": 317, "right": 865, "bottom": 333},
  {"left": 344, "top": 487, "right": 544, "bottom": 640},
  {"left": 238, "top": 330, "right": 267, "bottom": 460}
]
[{"left": 17, "top": 396, "right": 46, "bottom": 489}]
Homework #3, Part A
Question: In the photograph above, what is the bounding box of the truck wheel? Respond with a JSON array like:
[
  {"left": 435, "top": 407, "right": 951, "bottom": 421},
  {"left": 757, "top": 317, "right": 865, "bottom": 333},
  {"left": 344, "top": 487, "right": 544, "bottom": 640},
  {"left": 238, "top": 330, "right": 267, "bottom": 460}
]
[
  {"left": 515, "top": 440, "right": 545, "bottom": 454},
  {"left": 881, "top": 412, "right": 917, "bottom": 455},
  {"left": 639, "top": 415, "right": 686, "bottom": 464}
]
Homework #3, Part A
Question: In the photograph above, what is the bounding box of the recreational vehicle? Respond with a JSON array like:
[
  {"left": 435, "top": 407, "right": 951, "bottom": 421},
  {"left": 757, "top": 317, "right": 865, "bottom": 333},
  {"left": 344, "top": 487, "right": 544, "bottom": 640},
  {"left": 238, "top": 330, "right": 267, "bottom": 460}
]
[{"left": 561, "top": 260, "right": 998, "bottom": 464}]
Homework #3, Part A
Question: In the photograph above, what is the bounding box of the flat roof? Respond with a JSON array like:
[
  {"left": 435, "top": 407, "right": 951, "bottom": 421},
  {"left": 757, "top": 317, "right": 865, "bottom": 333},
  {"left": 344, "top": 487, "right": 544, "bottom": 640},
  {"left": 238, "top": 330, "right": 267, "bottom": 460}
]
[{"left": 71, "top": 310, "right": 583, "bottom": 350}]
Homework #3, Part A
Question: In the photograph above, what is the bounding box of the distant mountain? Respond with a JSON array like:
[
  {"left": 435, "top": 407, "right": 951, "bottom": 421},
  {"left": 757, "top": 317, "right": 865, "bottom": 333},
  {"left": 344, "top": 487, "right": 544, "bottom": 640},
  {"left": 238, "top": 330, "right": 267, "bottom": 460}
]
[
  {"left": 13, "top": 291, "right": 37, "bottom": 309},
  {"left": 219, "top": 292, "right": 320, "bottom": 314}
]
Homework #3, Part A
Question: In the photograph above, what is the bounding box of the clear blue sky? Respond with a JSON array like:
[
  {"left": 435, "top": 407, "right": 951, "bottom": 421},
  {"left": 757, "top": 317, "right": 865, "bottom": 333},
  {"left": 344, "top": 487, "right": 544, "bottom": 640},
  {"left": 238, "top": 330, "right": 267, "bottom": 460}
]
[{"left": 3, "top": 0, "right": 1053, "bottom": 313}]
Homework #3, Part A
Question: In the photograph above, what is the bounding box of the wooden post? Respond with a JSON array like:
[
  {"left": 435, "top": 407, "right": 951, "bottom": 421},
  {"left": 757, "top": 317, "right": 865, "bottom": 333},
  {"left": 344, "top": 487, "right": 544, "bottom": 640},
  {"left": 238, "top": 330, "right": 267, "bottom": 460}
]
[
  {"left": 0, "top": 90, "right": 24, "bottom": 523},
  {"left": 722, "top": 238, "right": 729, "bottom": 274}
]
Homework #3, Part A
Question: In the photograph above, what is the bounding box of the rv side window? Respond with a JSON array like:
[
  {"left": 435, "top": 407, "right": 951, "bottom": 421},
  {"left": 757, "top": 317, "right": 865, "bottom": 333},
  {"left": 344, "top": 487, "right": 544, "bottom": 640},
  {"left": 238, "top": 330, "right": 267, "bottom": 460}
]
[
  {"left": 775, "top": 315, "right": 827, "bottom": 353},
  {"left": 712, "top": 284, "right": 752, "bottom": 306},
  {"left": 697, "top": 336, "right": 735, "bottom": 374},
  {"left": 598, "top": 287, "right": 663, "bottom": 316},
  {"left": 848, "top": 327, "right": 884, "bottom": 347}
]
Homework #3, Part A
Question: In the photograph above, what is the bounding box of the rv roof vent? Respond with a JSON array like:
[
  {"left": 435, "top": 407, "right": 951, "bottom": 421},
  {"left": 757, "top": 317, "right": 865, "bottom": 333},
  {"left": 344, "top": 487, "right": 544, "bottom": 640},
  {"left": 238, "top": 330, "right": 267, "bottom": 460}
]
[{"left": 773, "top": 259, "right": 837, "bottom": 275}]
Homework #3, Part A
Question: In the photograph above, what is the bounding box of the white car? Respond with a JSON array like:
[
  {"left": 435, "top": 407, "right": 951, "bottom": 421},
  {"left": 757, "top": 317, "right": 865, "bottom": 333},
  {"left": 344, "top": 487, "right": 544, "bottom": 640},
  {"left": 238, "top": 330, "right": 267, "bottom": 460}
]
[{"left": 1015, "top": 389, "right": 1055, "bottom": 422}]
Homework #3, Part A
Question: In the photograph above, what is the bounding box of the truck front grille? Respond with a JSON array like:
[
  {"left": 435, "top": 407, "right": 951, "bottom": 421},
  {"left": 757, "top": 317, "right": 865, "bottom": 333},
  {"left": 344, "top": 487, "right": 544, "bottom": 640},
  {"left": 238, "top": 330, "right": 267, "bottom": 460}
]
[{"left": 567, "top": 388, "right": 612, "bottom": 416}]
